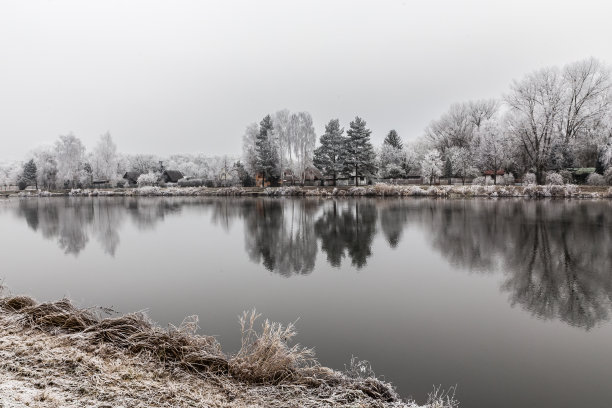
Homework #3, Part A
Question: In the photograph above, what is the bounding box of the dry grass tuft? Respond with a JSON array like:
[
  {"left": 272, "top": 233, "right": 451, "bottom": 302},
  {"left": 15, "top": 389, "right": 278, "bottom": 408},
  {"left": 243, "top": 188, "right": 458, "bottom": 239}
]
[
  {"left": 0, "top": 295, "right": 37, "bottom": 311},
  {"left": 229, "top": 309, "right": 318, "bottom": 385},
  {"left": 0, "top": 295, "right": 227, "bottom": 375}
]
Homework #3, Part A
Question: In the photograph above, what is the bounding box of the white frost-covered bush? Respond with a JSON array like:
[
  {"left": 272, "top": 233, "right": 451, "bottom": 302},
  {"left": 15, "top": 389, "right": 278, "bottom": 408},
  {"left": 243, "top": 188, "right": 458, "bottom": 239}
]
[
  {"left": 178, "top": 178, "right": 205, "bottom": 187},
  {"left": 523, "top": 173, "right": 537, "bottom": 185},
  {"left": 472, "top": 176, "right": 493, "bottom": 186},
  {"left": 502, "top": 173, "right": 515, "bottom": 186},
  {"left": 604, "top": 168, "right": 612, "bottom": 185},
  {"left": 137, "top": 172, "right": 159, "bottom": 187},
  {"left": 587, "top": 173, "right": 606, "bottom": 186},
  {"left": 546, "top": 172, "right": 564, "bottom": 185}
]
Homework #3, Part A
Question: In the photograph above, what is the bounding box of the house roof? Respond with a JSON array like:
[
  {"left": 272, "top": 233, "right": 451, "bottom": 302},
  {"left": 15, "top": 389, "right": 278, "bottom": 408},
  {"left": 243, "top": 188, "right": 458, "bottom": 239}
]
[
  {"left": 567, "top": 167, "right": 596, "bottom": 175},
  {"left": 483, "top": 170, "right": 505, "bottom": 176},
  {"left": 305, "top": 166, "right": 323, "bottom": 179},
  {"left": 123, "top": 171, "right": 141, "bottom": 181},
  {"left": 163, "top": 170, "right": 184, "bottom": 182}
]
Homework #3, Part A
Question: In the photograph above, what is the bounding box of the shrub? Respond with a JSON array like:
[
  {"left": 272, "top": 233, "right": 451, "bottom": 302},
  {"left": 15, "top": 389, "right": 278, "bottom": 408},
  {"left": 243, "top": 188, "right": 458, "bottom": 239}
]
[
  {"left": 502, "top": 172, "right": 515, "bottom": 186},
  {"left": 587, "top": 173, "right": 606, "bottom": 186},
  {"left": 137, "top": 172, "right": 159, "bottom": 187},
  {"left": 559, "top": 169, "right": 574, "bottom": 184},
  {"left": 114, "top": 179, "right": 126, "bottom": 188},
  {"left": 472, "top": 176, "right": 493, "bottom": 186},
  {"left": 178, "top": 178, "right": 205, "bottom": 187},
  {"left": 546, "top": 172, "right": 564, "bottom": 185},
  {"left": 17, "top": 179, "right": 28, "bottom": 190},
  {"left": 604, "top": 168, "right": 612, "bottom": 185},
  {"left": 523, "top": 173, "right": 537, "bottom": 185},
  {"left": 229, "top": 309, "right": 316, "bottom": 385}
]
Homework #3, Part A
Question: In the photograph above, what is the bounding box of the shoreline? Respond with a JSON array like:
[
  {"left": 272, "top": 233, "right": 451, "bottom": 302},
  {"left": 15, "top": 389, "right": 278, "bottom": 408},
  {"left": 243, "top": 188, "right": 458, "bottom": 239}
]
[
  {"left": 0, "top": 292, "right": 457, "bottom": 408},
  {"left": 2, "top": 183, "right": 612, "bottom": 199}
]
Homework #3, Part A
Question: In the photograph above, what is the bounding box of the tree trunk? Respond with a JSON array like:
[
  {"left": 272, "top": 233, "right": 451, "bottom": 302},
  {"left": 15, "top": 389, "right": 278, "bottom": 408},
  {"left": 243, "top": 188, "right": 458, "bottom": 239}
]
[{"left": 536, "top": 167, "right": 545, "bottom": 185}]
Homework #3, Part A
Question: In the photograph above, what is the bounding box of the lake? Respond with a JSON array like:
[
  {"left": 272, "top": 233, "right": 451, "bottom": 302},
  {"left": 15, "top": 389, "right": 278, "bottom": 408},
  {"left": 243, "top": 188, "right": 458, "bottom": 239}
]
[{"left": 0, "top": 196, "right": 611, "bottom": 407}]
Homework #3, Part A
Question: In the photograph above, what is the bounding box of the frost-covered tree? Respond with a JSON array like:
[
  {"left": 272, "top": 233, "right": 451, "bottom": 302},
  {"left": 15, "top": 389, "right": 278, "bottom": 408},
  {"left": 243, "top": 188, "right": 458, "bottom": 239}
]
[
  {"left": 473, "top": 119, "right": 511, "bottom": 185},
  {"left": 241, "top": 122, "right": 259, "bottom": 176},
  {"left": 384, "top": 129, "right": 403, "bottom": 149},
  {"left": 378, "top": 143, "right": 407, "bottom": 178},
  {"left": 289, "top": 112, "right": 317, "bottom": 184},
  {"left": 561, "top": 58, "right": 611, "bottom": 144},
  {"left": 313, "top": 119, "right": 346, "bottom": 186},
  {"left": 506, "top": 67, "right": 564, "bottom": 184},
  {"left": 420, "top": 149, "right": 443, "bottom": 185},
  {"left": 448, "top": 146, "right": 478, "bottom": 185},
  {"left": 92, "top": 132, "right": 118, "bottom": 181},
  {"left": 54, "top": 133, "right": 86, "bottom": 187},
  {"left": 125, "top": 154, "right": 160, "bottom": 174},
  {"left": 272, "top": 109, "right": 291, "bottom": 175},
  {"left": 31, "top": 147, "right": 58, "bottom": 189},
  {"left": 0, "top": 161, "right": 22, "bottom": 190},
  {"left": 255, "top": 115, "right": 279, "bottom": 186},
  {"left": 425, "top": 99, "right": 497, "bottom": 154},
  {"left": 343, "top": 116, "right": 376, "bottom": 185},
  {"left": 21, "top": 159, "right": 38, "bottom": 188}
]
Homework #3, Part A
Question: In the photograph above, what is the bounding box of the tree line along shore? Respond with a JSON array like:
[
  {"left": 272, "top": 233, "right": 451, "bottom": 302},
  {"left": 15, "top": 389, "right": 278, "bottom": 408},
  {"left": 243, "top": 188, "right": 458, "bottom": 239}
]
[{"left": 2, "top": 57, "right": 612, "bottom": 192}]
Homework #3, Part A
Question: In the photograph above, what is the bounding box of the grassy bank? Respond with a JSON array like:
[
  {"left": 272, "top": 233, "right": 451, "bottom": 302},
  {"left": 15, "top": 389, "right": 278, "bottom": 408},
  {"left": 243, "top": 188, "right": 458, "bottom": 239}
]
[
  {"left": 3, "top": 183, "right": 612, "bottom": 199},
  {"left": 0, "top": 292, "right": 457, "bottom": 408}
]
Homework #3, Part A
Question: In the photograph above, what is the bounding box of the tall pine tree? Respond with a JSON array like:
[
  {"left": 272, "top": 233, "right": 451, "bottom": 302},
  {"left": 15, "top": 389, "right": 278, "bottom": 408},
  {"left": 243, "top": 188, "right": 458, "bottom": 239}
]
[
  {"left": 443, "top": 157, "right": 453, "bottom": 185},
  {"left": 255, "top": 115, "right": 279, "bottom": 186},
  {"left": 344, "top": 116, "right": 376, "bottom": 186},
  {"left": 22, "top": 159, "right": 38, "bottom": 189},
  {"left": 383, "top": 129, "right": 403, "bottom": 150},
  {"left": 313, "top": 119, "right": 345, "bottom": 186}
]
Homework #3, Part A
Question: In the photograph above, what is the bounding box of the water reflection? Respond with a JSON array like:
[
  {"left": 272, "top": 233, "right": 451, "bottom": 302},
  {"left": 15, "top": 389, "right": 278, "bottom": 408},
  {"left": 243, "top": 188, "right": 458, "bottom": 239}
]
[{"left": 7, "top": 197, "right": 612, "bottom": 329}]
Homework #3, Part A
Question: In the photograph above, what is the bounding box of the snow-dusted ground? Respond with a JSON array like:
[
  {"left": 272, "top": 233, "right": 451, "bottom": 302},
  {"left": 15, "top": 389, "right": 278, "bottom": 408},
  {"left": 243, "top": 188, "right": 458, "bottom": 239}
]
[{"left": 0, "top": 294, "right": 456, "bottom": 408}]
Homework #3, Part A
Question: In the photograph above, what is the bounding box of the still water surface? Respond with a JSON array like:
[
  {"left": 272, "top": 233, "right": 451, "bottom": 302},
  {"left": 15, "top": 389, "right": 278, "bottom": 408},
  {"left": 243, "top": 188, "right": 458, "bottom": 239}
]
[{"left": 0, "top": 197, "right": 611, "bottom": 407}]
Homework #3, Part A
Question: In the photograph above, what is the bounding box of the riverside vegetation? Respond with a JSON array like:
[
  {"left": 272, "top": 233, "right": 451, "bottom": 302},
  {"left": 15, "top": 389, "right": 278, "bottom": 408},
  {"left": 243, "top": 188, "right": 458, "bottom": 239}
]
[
  {"left": 4, "top": 183, "right": 612, "bottom": 199},
  {"left": 0, "top": 290, "right": 457, "bottom": 408}
]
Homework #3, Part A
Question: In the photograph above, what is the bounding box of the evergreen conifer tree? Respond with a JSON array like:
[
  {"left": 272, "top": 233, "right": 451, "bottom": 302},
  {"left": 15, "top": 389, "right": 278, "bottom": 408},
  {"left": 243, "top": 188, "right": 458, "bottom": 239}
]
[
  {"left": 313, "top": 119, "right": 346, "bottom": 186},
  {"left": 22, "top": 159, "right": 38, "bottom": 189},
  {"left": 344, "top": 116, "right": 376, "bottom": 186},
  {"left": 383, "top": 129, "right": 403, "bottom": 150},
  {"left": 255, "top": 115, "right": 279, "bottom": 186},
  {"left": 444, "top": 157, "right": 453, "bottom": 185}
]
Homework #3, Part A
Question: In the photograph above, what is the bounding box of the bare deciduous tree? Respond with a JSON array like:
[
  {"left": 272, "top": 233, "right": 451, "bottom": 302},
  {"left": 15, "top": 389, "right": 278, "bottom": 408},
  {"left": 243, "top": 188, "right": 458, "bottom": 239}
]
[{"left": 506, "top": 67, "right": 564, "bottom": 184}]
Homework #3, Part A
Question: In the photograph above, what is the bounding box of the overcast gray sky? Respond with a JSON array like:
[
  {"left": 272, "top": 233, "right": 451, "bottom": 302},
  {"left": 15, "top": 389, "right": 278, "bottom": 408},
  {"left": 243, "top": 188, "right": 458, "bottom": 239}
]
[{"left": 1, "top": 0, "right": 612, "bottom": 160}]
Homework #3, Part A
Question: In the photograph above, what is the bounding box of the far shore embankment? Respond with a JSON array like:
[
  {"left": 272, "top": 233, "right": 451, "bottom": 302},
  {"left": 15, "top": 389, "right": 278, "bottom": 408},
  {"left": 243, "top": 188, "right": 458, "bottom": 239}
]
[{"left": 2, "top": 183, "right": 612, "bottom": 199}]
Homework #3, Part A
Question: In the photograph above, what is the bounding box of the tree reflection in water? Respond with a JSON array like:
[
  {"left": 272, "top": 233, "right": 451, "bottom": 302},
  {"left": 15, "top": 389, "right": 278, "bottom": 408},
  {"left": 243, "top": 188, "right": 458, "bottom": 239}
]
[{"left": 9, "top": 197, "right": 612, "bottom": 329}]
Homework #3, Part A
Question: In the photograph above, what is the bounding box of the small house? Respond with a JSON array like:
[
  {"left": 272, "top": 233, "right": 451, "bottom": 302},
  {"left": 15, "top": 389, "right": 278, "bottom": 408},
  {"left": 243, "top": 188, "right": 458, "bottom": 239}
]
[
  {"left": 123, "top": 171, "right": 141, "bottom": 186},
  {"left": 567, "top": 167, "right": 595, "bottom": 184},
  {"left": 303, "top": 166, "right": 323, "bottom": 186},
  {"left": 92, "top": 179, "right": 111, "bottom": 188},
  {"left": 162, "top": 170, "right": 184, "bottom": 183}
]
